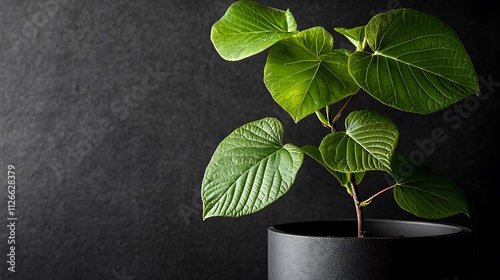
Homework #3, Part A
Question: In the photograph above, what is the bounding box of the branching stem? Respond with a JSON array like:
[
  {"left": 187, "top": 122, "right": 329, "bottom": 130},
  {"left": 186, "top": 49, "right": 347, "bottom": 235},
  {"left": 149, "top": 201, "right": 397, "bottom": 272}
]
[{"left": 331, "top": 95, "right": 355, "bottom": 131}]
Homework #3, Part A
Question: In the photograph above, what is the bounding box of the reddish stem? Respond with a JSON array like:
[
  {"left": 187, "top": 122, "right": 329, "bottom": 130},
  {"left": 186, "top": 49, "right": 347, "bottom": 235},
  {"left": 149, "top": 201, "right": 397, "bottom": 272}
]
[
  {"left": 331, "top": 95, "right": 355, "bottom": 131},
  {"left": 362, "top": 185, "right": 396, "bottom": 205},
  {"left": 349, "top": 176, "right": 365, "bottom": 238}
]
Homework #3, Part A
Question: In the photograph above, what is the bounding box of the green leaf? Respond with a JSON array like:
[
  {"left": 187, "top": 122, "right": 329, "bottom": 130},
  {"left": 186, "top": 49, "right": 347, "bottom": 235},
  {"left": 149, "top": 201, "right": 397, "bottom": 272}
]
[
  {"left": 319, "top": 110, "right": 399, "bottom": 173},
  {"left": 391, "top": 154, "right": 469, "bottom": 219},
  {"left": 334, "top": 26, "right": 366, "bottom": 51},
  {"left": 201, "top": 117, "right": 303, "bottom": 219},
  {"left": 302, "top": 145, "right": 365, "bottom": 189},
  {"left": 210, "top": 1, "right": 298, "bottom": 61},
  {"left": 348, "top": 9, "right": 479, "bottom": 113},
  {"left": 264, "top": 27, "right": 360, "bottom": 123}
]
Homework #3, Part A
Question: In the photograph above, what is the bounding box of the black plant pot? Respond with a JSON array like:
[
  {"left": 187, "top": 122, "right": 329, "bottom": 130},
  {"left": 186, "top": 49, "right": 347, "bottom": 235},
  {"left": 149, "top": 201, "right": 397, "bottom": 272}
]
[{"left": 268, "top": 219, "right": 472, "bottom": 280}]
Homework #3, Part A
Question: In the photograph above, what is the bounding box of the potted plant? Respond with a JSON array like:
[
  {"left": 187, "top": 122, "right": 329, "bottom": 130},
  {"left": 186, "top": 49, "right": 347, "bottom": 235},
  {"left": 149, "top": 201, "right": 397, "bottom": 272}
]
[{"left": 201, "top": 1, "right": 479, "bottom": 279}]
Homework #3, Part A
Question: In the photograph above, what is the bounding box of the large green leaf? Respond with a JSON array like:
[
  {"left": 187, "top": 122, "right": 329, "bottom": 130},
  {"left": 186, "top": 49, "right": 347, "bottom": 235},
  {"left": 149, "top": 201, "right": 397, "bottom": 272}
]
[
  {"left": 319, "top": 110, "right": 399, "bottom": 173},
  {"left": 348, "top": 9, "right": 479, "bottom": 113},
  {"left": 302, "top": 145, "right": 364, "bottom": 191},
  {"left": 201, "top": 117, "right": 303, "bottom": 219},
  {"left": 210, "top": 1, "right": 298, "bottom": 61},
  {"left": 390, "top": 155, "right": 469, "bottom": 219},
  {"left": 264, "top": 27, "right": 360, "bottom": 123}
]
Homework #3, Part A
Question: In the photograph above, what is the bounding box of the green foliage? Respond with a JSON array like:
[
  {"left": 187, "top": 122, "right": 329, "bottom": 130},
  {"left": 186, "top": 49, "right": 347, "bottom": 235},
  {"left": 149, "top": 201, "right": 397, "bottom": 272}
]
[
  {"left": 210, "top": 1, "right": 298, "bottom": 61},
  {"left": 201, "top": 118, "right": 303, "bottom": 219},
  {"left": 319, "top": 110, "right": 399, "bottom": 173},
  {"left": 347, "top": 9, "right": 479, "bottom": 113},
  {"left": 264, "top": 27, "right": 359, "bottom": 122},
  {"left": 334, "top": 26, "right": 366, "bottom": 51},
  {"left": 202, "top": 1, "right": 478, "bottom": 223},
  {"left": 390, "top": 155, "right": 469, "bottom": 218},
  {"left": 301, "top": 145, "right": 364, "bottom": 195}
]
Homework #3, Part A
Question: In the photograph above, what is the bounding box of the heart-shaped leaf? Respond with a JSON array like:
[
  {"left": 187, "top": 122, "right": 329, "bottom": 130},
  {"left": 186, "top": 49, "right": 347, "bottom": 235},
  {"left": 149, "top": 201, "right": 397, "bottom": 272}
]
[
  {"left": 319, "top": 110, "right": 399, "bottom": 173},
  {"left": 264, "top": 27, "right": 360, "bottom": 123},
  {"left": 210, "top": 1, "right": 298, "bottom": 61},
  {"left": 202, "top": 117, "right": 303, "bottom": 219},
  {"left": 348, "top": 9, "right": 479, "bottom": 113},
  {"left": 390, "top": 154, "right": 469, "bottom": 219}
]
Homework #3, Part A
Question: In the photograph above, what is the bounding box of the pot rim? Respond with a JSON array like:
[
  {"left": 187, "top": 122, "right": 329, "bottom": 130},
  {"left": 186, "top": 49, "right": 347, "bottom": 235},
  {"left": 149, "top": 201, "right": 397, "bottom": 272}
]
[{"left": 268, "top": 219, "right": 472, "bottom": 239}]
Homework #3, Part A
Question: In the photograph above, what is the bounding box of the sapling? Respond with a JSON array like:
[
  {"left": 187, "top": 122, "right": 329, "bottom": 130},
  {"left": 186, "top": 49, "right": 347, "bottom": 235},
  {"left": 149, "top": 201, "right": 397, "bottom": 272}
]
[{"left": 201, "top": 1, "right": 479, "bottom": 237}]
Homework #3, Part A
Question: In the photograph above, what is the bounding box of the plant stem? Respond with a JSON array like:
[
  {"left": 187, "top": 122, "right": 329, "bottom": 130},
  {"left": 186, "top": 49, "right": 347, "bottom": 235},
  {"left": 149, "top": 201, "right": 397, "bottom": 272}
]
[
  {"left": 331, "top": 95, "right": 355, "bottom": 130},
  {"left": 349, "top": 175, "right": 365, "bottom": 238},
  {"left": 361, "top": 185, "right": 396, "bottom": 206}
]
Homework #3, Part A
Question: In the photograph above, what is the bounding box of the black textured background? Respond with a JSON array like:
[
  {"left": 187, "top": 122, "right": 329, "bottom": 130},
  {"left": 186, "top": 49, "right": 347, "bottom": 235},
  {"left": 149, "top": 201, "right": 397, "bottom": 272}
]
[{"left": 0, "top": 0, "right": 498, "bottom": 279}]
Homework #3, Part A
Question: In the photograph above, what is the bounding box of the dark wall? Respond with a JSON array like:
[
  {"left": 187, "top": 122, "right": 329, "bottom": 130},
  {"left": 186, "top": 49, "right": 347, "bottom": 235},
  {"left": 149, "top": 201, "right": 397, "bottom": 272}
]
[{"left": 0, "top": 0, "right": 497, "bottom": 279}]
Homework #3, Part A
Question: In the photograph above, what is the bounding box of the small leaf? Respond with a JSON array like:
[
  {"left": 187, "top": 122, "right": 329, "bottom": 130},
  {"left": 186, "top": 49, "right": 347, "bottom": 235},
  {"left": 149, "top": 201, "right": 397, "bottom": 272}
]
[
  {"left": 302, "top": 145, "right": 365, "bottom": 189},
  {"left": 285, "top": 9, "right": 297, "bottom": 32},
  {"left": 390, "top": 154, "right": 469, "bottom": 219},
  {"left": 315, "top": 111, "right": 329, "bottom": 127},
  {"left": 264, "top": 27, "right": 360, "bottom": 122},
  {"left": 334, "top": 26, "right": 366, "bottom": 51},
  {"left": 202, "top": 118, "right": 303, "bottom": 219},
  {"left": 319, "top": 110, "right": 399, "bottom": 173},
  {"left": 348, "top": 9, "right": 479, "bottom": 113},
  {"left": 210, "top": 1, "right": 298, "bottom": 61}
]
